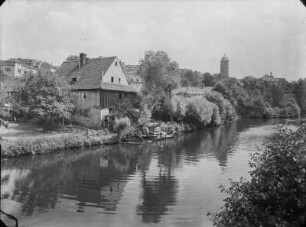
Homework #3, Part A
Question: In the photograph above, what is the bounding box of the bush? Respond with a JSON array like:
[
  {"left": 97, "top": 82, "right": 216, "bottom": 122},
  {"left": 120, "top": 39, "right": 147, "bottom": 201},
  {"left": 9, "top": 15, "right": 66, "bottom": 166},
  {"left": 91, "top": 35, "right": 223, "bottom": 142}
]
[
  {"left": 205, "top": 91, "right": 237, "bottom": 121},
  {"left": 212, "top": 124, "right": 306, "bottom": 227},
  {"left": 114, "top": 117, "right": 132, "bottom": 142},
  {"left": 185, "top": 96, "right": 217, "bottom": 127}
]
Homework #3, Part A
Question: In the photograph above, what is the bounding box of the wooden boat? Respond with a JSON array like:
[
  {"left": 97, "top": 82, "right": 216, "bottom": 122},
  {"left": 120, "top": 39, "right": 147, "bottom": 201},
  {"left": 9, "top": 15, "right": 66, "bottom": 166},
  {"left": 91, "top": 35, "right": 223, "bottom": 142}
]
[{"left": 145, "top": 126, "right": 174, "bottom": 141}]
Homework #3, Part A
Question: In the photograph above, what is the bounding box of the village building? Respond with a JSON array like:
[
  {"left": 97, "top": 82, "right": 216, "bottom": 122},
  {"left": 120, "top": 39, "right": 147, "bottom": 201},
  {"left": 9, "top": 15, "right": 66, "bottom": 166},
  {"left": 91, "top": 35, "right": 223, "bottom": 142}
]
[
  {"left": 0, "top": 58, "right": 57, "bottom": 78},
  {"left": 0, "top": 59, "right": 37, "bottom": 78},
  {"left": 123, "top": 64, "right": 143, "bottom": 92},
  {"left": 57, "top": 53, "right": 137, "bottom": 128}
]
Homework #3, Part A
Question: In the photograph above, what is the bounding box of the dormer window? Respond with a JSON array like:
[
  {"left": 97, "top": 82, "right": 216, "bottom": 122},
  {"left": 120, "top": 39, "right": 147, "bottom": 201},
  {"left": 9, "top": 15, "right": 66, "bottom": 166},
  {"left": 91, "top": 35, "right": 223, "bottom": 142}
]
[
  {"left": 111, "top": 77, "right": 114, "bottom": 83},
  {"left": 72, "top": 77, "right": 78, "bottom": 82}
]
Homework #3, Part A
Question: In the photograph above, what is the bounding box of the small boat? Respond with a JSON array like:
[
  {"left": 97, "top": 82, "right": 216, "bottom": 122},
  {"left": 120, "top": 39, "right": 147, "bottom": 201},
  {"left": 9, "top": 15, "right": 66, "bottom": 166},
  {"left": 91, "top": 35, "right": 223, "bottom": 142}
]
[{"left": 145, "top": 127, "right": 174, "bottom": 141}]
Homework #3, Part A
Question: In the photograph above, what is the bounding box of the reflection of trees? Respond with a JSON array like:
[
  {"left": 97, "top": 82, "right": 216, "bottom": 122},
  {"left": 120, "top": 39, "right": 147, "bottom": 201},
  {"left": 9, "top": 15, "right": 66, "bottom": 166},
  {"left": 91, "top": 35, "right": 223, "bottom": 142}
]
[
  {"left": 137, "top": 145, "right": 178, "bottom": 223},
  {"left": 3, "top": 145, "right": 144, "bottom": 216}
]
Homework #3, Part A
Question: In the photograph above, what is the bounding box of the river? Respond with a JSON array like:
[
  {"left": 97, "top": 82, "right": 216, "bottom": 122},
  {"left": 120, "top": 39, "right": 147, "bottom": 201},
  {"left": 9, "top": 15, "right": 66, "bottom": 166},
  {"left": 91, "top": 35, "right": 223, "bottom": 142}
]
[{"left": 0, "top": 118, "right": 291, "bottom": 227}]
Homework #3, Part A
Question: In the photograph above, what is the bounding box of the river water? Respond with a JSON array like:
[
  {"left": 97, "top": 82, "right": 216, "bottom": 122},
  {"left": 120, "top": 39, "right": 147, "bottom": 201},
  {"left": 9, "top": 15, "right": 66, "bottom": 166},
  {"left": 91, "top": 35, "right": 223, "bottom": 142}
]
[{"left": 1, "top": 119, "right": 289, "bottom": 227}]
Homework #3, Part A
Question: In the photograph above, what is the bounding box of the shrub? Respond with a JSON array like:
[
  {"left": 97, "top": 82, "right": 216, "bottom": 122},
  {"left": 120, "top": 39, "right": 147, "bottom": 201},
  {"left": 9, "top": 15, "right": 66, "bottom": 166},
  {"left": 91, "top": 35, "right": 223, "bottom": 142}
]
[
  {"left": 185, "top": 96, "right": 217, "bottom": 127},
  {"left": 114, "top": 117, "right": 132, "bottom": 142},
  {"left": 212, "top": 124, "right": 306, "bottom": 227},
  {"left": 205, "top": 91, "right": 237, "bottom": 121}
]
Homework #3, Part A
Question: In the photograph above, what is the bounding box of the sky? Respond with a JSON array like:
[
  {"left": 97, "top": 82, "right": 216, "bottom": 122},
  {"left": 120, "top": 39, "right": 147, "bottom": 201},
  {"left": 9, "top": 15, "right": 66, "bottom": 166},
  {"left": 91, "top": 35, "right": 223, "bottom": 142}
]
[{"left": 0, "top": 0, "right": 305, "bottom": 80}]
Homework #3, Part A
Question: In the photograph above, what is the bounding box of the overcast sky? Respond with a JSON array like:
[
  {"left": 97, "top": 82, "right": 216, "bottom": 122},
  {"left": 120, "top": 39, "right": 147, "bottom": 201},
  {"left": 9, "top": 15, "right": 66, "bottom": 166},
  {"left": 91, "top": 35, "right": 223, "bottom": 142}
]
[{"left": 0, "top": 0, "right": 305, "bottom": 80}]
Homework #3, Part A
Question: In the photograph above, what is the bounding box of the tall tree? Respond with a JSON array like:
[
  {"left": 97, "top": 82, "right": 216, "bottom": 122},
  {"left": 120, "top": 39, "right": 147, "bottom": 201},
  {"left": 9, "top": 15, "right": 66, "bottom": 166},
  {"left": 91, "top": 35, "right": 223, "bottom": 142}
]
[
  {"left": 294, "top": 79, "right": 306, "bottom": 115},
  {"left": 12, "top": 71, "right": 74, "bottom": 129},
  {"left": 139, "top": 51, "right": 179, "bottom": 120}
]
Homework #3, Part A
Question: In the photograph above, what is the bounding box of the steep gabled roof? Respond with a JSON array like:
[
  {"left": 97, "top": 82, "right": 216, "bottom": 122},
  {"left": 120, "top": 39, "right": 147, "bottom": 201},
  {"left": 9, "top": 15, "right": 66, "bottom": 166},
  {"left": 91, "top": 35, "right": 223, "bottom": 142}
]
[
  {"left": 56, "top": 60, "right": 79, "bottom": 78},
  {"left": 68, "top": 57, "right": 115, "bottom": 89}
]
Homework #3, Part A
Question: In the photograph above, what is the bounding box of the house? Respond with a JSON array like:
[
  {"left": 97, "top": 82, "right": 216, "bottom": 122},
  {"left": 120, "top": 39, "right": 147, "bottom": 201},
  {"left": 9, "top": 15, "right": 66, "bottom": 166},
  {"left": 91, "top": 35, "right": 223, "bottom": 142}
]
[
  {"left": 8, "top": 58, "right": 57, "bottom": 73},
  {"left": 122, "top": 64, "right": 143, "bottom": 92},
  {"left": 57, "top": 53, "right": 137, "bottom": 128},
  {"left": 0, "top": 59, "right": 37, "bottom": 78}
]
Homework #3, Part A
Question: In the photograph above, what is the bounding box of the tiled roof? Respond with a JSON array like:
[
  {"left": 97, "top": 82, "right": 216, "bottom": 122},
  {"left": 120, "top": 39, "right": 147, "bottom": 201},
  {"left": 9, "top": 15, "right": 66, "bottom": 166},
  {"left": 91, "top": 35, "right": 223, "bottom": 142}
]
[
  {"left": 0, "top": 60, "right": 16, "bottom": 66},
  {"left": 68, "top": 57, "right": 115, "bottom": 89},
  {"left": 58, "top": 56, "right": 136, "bottom": 93},
  {"left": 56, "top": 60, "right": 79, "bottom": 77},
  {"left": 122, "top": 64, "right": 143, "bottom": 83}
]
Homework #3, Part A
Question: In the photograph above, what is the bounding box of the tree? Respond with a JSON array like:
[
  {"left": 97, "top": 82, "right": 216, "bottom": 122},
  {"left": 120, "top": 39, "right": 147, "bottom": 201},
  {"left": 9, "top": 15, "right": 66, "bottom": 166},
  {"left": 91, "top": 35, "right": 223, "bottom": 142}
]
[
  {"left": 203, "top": 72, "right": 216, "bottom": 87},
  {"left": 212, "top": 125, "right": 306, "bottom": 227},
  {"left": 180, "top": 69, "right": 202, "bottom": 87},
  {"left": 12, "top": 71, "right": 74, "bottom": 129},
  {"left": 139, "top": 51, "right": 179, "bottom": 120},
  {"left": 293, "top": 79, "right": 306, "bottom": 115}
]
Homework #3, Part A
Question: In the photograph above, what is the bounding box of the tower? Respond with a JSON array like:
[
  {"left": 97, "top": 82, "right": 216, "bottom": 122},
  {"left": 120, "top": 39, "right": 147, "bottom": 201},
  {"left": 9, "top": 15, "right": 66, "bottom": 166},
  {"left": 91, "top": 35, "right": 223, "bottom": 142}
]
[{"left": 220, "top": 54, "right": 229, "bottom": 77}]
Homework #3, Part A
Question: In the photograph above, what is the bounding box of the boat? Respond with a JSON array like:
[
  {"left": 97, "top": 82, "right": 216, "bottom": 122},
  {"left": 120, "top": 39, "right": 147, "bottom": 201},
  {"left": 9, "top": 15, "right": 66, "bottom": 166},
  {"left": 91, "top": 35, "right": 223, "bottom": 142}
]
[{"left": 145, "top": 126, "right": 174, "bottom": 141}]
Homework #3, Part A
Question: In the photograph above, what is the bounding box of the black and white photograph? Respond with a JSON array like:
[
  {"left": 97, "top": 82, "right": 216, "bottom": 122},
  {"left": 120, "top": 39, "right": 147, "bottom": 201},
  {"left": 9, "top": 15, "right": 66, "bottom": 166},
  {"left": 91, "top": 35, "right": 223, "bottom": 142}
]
[{"left": 0, "top": 0, "right": 306, "bottom": 226}]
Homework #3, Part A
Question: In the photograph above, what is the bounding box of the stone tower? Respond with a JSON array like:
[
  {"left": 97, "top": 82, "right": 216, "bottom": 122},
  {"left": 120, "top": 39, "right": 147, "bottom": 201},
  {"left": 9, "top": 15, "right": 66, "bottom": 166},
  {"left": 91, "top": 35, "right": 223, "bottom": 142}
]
[{"left": 220, "top": 54, "right": 229, "bottom": 77}]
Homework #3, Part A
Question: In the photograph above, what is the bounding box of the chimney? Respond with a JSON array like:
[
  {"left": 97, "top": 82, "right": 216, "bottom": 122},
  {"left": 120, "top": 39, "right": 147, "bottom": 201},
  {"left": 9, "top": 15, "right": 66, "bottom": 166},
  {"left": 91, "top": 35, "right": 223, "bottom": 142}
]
[{"left": 79, "top": 53, "right": 87, "bottom": 68}]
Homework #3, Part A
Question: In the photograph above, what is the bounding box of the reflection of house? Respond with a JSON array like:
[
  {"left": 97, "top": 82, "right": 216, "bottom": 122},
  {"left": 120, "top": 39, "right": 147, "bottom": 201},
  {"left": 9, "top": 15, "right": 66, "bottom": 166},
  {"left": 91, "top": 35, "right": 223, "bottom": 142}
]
[
  {"left": 57, "top": 53, "right": 137, "bottom": 127},
  {"left": 64, "top": 149, "right": 139, "bottom": 212},
  {"left": 123, "top": 64, "right": 143, "bottom": 92}
]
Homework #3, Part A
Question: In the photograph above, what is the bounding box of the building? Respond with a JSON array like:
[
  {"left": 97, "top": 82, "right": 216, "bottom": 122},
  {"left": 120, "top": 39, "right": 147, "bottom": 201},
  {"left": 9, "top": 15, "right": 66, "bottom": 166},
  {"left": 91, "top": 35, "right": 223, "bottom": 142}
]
[
  {"left": 220, "top": 54, "right": 229, "bottom": 77},
  {"left": 57, "top": 53, "right": 137, "bottom": 127},
  {"left": 0, "top": 60, "right": 37, "bottom": 78},
  {"left": 0, "top": 58, "right": 57, "bottom": 78},
  {"left": 123, "top": 64, "right": 143, "bottom": 92},
  {"left": 8, "top": 58, "right": 58, "bottom": 73}
]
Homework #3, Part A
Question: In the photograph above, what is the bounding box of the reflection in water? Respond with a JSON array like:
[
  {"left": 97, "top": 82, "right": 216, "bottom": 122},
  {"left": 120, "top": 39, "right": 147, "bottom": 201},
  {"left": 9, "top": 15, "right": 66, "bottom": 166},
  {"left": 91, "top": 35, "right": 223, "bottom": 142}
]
[{"left": 1, "top": 119, "right": 283, "bottom": 226}]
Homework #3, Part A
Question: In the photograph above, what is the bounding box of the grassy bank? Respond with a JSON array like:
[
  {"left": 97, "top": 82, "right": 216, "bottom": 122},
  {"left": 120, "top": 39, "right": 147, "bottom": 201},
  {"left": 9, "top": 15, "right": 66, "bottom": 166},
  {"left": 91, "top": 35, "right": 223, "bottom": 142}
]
[{"left": 1, "top": 130, "right": 117, "bottom": 158}]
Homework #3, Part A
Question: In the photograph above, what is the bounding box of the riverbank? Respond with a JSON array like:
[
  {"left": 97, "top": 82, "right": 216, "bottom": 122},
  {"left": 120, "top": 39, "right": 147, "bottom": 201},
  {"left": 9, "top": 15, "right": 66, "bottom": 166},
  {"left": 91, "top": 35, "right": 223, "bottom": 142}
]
[{"left": 0, "top": 123, "right": 118, "bottom": 158}]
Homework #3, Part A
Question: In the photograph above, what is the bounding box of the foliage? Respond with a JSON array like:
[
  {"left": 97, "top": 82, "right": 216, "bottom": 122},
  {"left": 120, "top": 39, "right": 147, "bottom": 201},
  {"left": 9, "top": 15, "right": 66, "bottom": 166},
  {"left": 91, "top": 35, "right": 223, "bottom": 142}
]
[
  {"left": 293, "top": 78, "right": 306, "bottom": 115},
  {"left": 180, "top": 69, "right": 202, "bottom": 87},
  {"left": 212, "top": 124, "right": 306, "bottom": 227},
  {"left": 114, "top": 117, "right": 133, "bottom": 141},
  {"left": 279, "top": 95, "right": 301, "bottom": 118},
  {"left": 0, "top": 70, "right": 22, "bottom": 107},
  {"left": 213, "top": 76, "right": 303, "bottom": 118},
  {"left": 12, "top": 71, "right": 74, "bottom": 129},
  {"left": 185, "top": 96, "right": 219, "bottom": 127},
  {"left": 203, "top": 72, "right": 217, "bottom": 87},
  {"left": 138, "top": 103, "right": 152, "bottom": 127},
  {"left": 1, "top": 130, "right": 115, "bottom": 158},
  {"left": 139, "top": 51, "right": 179, "bottom": 119},
  {"left": 204, "top": 90, "right": 237, "bottom": 121}
]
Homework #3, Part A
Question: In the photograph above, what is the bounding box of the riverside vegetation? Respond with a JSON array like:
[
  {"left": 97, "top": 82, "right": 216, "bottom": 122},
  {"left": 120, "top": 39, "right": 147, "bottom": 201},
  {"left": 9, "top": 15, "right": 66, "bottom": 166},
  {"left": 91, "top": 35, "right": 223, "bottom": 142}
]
[
  {"left": 1, "top": 50, "right": 305, "bottom": 158},
  {"left": 211, "top": 124, "right": 306, "bottom": 227},
  {"left": 1, "top": 128, "right": 117, "bottom": 158}
]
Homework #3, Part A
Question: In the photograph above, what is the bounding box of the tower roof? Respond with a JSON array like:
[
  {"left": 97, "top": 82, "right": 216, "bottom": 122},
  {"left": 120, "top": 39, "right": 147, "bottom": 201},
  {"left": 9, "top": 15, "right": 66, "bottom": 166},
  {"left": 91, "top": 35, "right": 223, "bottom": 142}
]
[{"left": 221, "top": 54, "right": 229, "bottom": 61}]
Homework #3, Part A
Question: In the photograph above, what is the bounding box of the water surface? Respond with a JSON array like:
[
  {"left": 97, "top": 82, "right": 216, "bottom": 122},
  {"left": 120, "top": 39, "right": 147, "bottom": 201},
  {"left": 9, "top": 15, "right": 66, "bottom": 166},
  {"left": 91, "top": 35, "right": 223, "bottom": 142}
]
[{"left": 1, "top": 119, "right": 287, "bottom": 227}]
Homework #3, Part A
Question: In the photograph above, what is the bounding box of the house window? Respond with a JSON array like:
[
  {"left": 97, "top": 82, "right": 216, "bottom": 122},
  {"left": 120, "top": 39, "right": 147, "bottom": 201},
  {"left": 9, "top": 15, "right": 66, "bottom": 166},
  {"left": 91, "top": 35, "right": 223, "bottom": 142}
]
[
  {"left": 82, "top": 92, "right": 87, "bottom": 100},
  {"left": 72, "top": 77, "right": 78, "bottom": 82},
  {"left": 118, "top": 78, "right": 121, "bottom": 84},
  {"left": 115, "top": 62, "right": 118, "bottom": 66},
  {"left": 119, "top": 93, "right": 122, "bottom": 100},
  {"left": 5, "top": 68, "right": 10, "bottom": 72},
  {"left": 111, "top": 77, "right": 114, "bottom": 83}
]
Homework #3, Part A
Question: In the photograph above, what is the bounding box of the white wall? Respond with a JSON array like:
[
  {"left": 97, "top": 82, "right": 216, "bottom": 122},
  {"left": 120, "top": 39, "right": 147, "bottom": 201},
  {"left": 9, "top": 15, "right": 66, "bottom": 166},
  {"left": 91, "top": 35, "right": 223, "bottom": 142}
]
[{"left": 102, "top": 57, "right": 129, "bottom": 85}]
